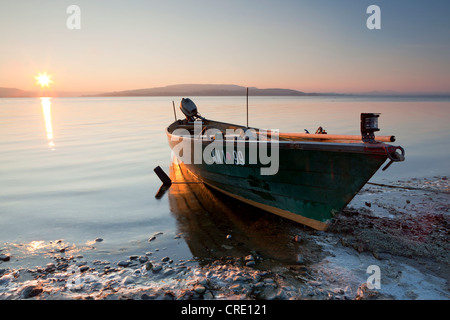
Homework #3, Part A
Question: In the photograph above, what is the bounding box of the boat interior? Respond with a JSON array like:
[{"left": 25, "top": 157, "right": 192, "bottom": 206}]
[{"left": 167, "top": 119, "right": 395, "bottom": 144}]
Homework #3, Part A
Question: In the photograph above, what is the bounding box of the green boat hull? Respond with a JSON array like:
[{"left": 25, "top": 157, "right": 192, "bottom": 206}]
[{"left": 166, "top": 119, "right": 401, "bottom": 230}]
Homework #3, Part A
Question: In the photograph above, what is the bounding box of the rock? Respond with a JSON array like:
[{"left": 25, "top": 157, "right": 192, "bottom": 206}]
[
  {"left": 79, "top": 265, "right": 90, "bottom": 272},
  {"left": 226, "top": 234, "right": 232, "bottom": 240},
  {"left": 267, "top": 289, "right": 287, "bottom": 300},
  {"left": 118, "top": 260, "right": 130, "bottom": 267},
  {"left": 139, "top": 256, "right": 148, "bottom": 263},
  {"left": 20, "top": 285, "right": 43, "bottom": 299},
  {"left": 152, "top": 265, "right": 162, "bottom": 273},
  {"left": 145, "top": 262, "right": 153, "bottom": 270},
  {"left": 230, "top": 283, "right": 242, "bottom": 292},
  {"left": 130, "top": 255, "right": 139, "bottom": 260},
  {"left": 245, "top": 254, "right": 254, "bottom": 261},
  {"left": 141, "top": 293, "right": 156, "bottom": 300},
  {"left": 293, "top": 235, "right": 302, "bottom": 243},
  {"left": 95, "top": 238, "right": 103, "bottom": 242},
  {"left": 57, "top": 263, "right": 69, "bottom": 270},
  {"left": 0, "top": 274, "right": 14, "bottom": 286},
  {"left": 254, "top": 282, "right": 264, "bottom": 289},
  {"left": 0, "top": 254, "right": 10, "bottom": 262},
  {"left": 203, "top": 291, "right": 214, "bottom": 299},
  {"left": 161, "top": 256, "right": 170, "bottom": 262},
  {"left": 194, "top": 285, "right": 206, "bottom": 294},
  {"left": 246, "top": 261, "right": 256, "bottom": 267},
  {"left": 45, "top": 263, "right": 56, "bottom": 271},
  {"left": 296, "top": 254, "right": 304, "bottom": 264},
  {"left": 162, "top": 292, "right": 175, "bottom": 300},
  {"left": 122, "top": 276, "right": 135, "bottom": 285},
  {"left": 163, "top": 268, "right": 175, "bottom": 276},
  {"left": 405, "top": 290, "right": 418, "bottom": 299},
  {"left": 148, "top": 232, "right": 163, "bottom": 242},
  {"left": 356, "top": 283, "right": 379, "bottom": 300},
  {"left": 309, "top": 280, "right": 321, "bottom": 287},
  {"left": 198, "top": 278, "right": 209, "bottom": 286}
]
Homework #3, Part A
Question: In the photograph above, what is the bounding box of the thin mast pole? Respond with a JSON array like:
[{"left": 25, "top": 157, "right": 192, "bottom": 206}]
[
  {"left": 172, "top": 101, "right": 177, "bottom": 121},
  {"left": 246, "top": 87, "right": 249, "bottom": 128}
]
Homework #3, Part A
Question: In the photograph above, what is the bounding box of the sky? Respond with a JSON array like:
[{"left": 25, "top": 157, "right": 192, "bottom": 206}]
[{"left": 0, "top": 0, "right": 449, "bottom": 94}]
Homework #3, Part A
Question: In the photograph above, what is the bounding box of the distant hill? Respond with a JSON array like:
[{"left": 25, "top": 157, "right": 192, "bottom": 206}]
[
  {"left": 0, "top": 87, "right": 35, "bottom": 97},
  {"left": 0, "top": 88, "right": 102, "bottom": 98},
  {"left": 86, "top": 84, "right": 318, "bottom": 97},
  {"left": 2, "top": 84, "right": 448, "bottom": 98}
]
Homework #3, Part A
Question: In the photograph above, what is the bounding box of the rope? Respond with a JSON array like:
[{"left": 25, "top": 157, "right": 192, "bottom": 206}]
[{"left": 367, "top": 182, "right": 450, "bottom": 195}]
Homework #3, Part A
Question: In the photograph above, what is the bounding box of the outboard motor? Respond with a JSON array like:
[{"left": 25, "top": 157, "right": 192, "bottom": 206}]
[{"left": 180, "top": 98, "right": 204, "bottom": 122}]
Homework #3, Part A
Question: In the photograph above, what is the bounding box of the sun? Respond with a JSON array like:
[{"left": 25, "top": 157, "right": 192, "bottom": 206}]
[{"left": 35, "top": 72, "right": 53, "bottom": 88}]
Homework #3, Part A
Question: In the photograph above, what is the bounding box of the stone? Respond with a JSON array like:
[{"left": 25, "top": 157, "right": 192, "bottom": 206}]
[
  {"left": 309, "top": 280, "right": 321, "bottom": 287},
  {"left": 0, "top": 274, "right": 14, "bottom": 286},
  {"left": 20, "top": 285, "right": 43, "bottom": 299},
  {"left": 79, "top": 265, "right": 89, "bottom": 272},
  {"left": 122, "top": 276, "right": 135, "bottom": 285},
  {"left": 141, "top": 293, "right": 157, "bottom": 300},
  {"left": 163, "top": 268, "right": 175, "bottom": 276},
  {"left": 152, "top": 265, "right": 162, "bottom": 273},
  {"left": 0, "top": 254, "right": 10, "bottom": 262},
  {"left": 230, "top": 283, "right": 242, "bottom": 292},
  {"left": 118, "top": 260, "right": 130, "bottom": 267},
  {"left": 194, "top": 285, "right": 206, "bottom": 294},
  {"left": 145, "top": 262, "right": 153, "bottom": 270},
  {"left": 267, "top": 289, "right": 287, "bottom": 300}
]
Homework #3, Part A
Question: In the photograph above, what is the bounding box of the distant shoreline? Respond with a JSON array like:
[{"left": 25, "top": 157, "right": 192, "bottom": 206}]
[{"left": 1, "top": 84, "right": 449, "bottom": 98}]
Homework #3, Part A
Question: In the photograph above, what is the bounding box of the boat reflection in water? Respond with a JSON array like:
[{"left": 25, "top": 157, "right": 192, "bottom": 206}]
[{"left": 167, "top": 159, "right": 324, "bottom": 266}]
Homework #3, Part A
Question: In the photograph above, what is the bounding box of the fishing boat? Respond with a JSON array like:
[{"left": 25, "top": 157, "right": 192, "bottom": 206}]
[{"left": 163, "top": 98, "right": 405, "bottom": 231}]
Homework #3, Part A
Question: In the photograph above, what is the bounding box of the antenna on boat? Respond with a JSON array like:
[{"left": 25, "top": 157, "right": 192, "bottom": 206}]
[
  {"left": 172, "top": 101, "right": 177, "bottom": 121},
  {"left": 246, "top": 87, "right": 249, "bottom": 128}
]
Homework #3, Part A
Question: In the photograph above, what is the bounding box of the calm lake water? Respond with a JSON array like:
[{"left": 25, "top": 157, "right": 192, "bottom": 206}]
[{"left": 1, "top": 96, "right": 449, "bottom": 265}]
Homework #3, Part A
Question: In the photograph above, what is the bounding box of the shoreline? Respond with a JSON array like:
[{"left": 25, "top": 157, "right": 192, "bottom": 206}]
[{"left": 1, "top": 176, "right": 448, "bottom": 300}]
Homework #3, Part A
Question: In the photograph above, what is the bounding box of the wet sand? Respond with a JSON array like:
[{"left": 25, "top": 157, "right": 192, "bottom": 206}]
[{"left": 0, "top": 175, "right": 448, "bottom": 300}]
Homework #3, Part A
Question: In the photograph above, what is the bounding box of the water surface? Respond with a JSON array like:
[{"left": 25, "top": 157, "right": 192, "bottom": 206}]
[{"left": 1, "top": 96, "right": 449, "bottom": 264}]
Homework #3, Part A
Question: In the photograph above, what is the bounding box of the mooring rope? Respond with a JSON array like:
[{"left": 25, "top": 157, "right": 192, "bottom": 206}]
[{"left": 367, "top": 182, "right": 450, "bottom": 195}]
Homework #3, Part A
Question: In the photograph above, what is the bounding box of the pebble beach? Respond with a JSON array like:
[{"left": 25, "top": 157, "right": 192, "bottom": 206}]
[{"left": 1, "top": 176, "right": 448, "bottom": 300}]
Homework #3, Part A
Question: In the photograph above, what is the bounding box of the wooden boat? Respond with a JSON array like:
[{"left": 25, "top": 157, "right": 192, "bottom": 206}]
[{"left": 164, "top": 98, "right": 405, "bottom": 231}]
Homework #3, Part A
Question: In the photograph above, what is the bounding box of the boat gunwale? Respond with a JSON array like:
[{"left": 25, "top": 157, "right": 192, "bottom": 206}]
[{"left": 166, "top": 124, "right": 393, "bottom": 156}]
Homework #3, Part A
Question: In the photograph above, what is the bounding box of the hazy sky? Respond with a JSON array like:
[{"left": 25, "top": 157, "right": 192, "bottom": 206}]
[{"left": 1, "top": 0, "right": 449, "bottom": 93}]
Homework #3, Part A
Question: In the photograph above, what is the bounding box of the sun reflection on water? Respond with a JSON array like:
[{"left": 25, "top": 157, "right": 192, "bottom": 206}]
[
  {"left": 26, "top": 240, "right": 48, "bottom": 253},
  {"left": 41, "top": 97, "right": 55, "bottom": 150}
]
